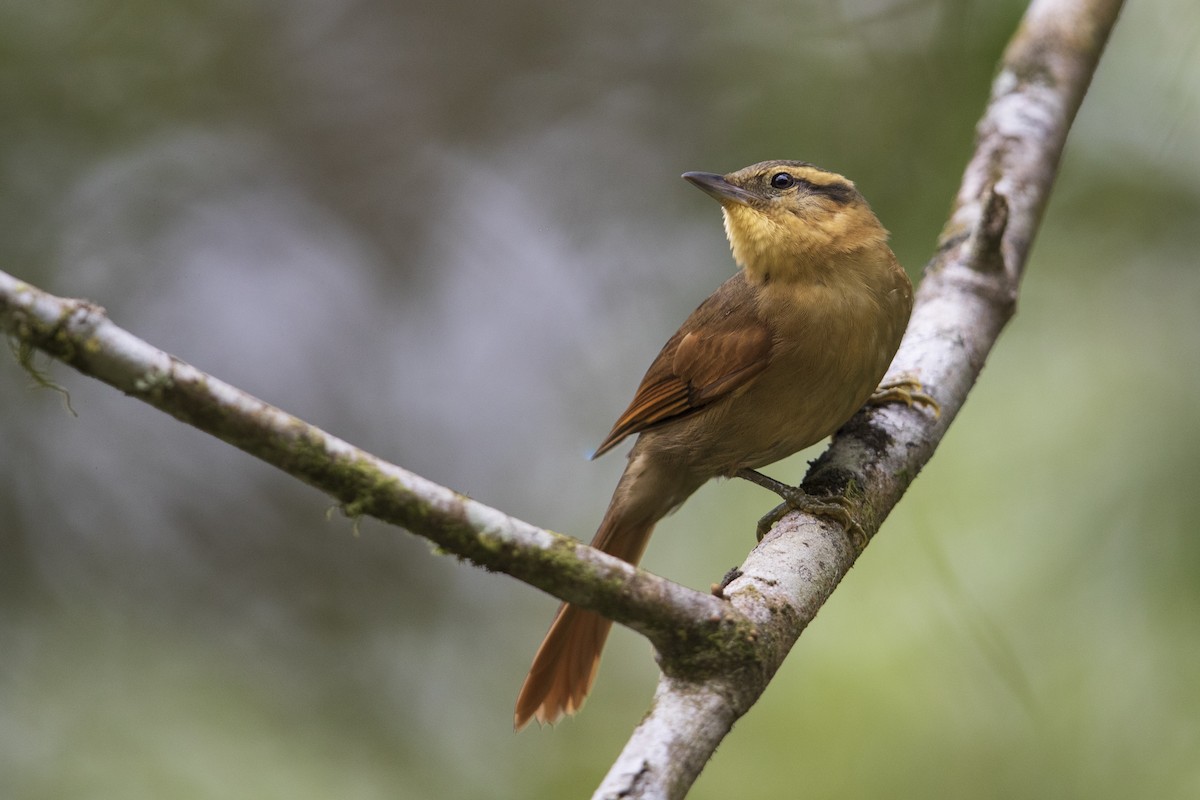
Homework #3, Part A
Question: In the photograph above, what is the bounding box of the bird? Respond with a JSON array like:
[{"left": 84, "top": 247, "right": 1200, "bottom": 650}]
[{"left": 514, "top": 160, "right": 918, "bottom": 730}]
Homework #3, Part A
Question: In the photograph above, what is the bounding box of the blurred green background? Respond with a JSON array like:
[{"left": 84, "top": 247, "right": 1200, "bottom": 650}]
[{"left": 2, "top": 0, "right": 1198, "bottom": 797}]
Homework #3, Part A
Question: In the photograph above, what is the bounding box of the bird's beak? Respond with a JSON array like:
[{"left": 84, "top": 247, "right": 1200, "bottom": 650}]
[{"left": 682, "top": 172, "right": 759, "bottom": 207}]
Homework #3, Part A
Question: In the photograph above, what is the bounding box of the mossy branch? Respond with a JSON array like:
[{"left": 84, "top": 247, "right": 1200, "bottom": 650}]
[{"left": 0, "top": 271, "right": 743, "bottom": 667}]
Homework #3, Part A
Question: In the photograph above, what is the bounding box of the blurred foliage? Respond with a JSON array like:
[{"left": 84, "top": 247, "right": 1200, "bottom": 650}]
[{"left": 2, "top": 0, "right": 1199, "bottom": 798}]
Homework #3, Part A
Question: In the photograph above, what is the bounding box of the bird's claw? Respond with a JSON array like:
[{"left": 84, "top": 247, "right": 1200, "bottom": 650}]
[
  {"left": 755, "top": 493, "right": 866, "bottom": 550},
  {"left": 869, "top": 376, "right": 941, "bottom": 418},
  {"left": 737, "top": 469, "right": 867, "bottom": 549}
]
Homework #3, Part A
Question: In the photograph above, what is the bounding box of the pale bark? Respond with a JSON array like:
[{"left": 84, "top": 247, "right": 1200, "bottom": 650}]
[{"left": 597, "top": 0, "right": 1125, "bottom": 796}]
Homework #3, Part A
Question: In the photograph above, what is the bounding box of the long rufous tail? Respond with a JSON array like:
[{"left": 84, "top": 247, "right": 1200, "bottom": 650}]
[{"left": 513, "top": 511, "right": 654, "bottom": 729}]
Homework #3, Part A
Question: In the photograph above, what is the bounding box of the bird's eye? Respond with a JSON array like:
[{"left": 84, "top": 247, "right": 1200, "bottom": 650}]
[{"left": 770, "top": 172, "right": 795, "bottom": 190}]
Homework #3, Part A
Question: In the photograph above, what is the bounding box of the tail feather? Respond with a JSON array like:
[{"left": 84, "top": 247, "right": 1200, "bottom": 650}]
[
  {"left": 513, "top": 516, "right": 655, "bottom": 730},
  {"left": 513, "top": 604, "right": 612, "bottom": 728}
]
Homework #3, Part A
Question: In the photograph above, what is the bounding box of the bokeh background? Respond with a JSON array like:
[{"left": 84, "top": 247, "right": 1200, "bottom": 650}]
[{"left": 2, "top": 0, "right": 1198, "bottom": 797}]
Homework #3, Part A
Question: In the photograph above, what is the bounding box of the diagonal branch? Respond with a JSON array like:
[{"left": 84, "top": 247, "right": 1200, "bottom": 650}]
[
  {"left": 596, "top": 0, "right": 1125, "bottom": 797},
  {"left": 0, "top": 273, "right": 744, "bottom": 662}
]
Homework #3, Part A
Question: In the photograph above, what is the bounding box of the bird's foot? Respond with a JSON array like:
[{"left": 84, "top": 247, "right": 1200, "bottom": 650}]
[
  {"left": 735, "top": 469, "right": 866, "bottom": 549},
  {"left": 869, "top": 375, "right": 941, "bottom": 417}
]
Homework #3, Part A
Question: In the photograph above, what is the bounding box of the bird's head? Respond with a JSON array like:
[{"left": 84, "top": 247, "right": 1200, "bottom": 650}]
[{"left": 683, "top": 160, "right": 891, "bottom": 284}]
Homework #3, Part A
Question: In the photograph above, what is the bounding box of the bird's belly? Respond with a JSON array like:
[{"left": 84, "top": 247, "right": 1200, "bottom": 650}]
[{"left": 645, "top": 333, "right": 894, "bottom": 476}]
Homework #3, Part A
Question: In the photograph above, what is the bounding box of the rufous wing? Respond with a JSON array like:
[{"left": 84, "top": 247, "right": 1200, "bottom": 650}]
[{"left": 593, "top": 273, "right": 773, "bottom": 458}]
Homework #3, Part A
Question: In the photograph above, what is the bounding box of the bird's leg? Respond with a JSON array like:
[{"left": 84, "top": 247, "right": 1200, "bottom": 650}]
[
  {"left": 868, "top": 375, "right": 941, "bottom": 417},
  {"left": 735, "top": 468, "right": 865, "bottom": 549}
]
